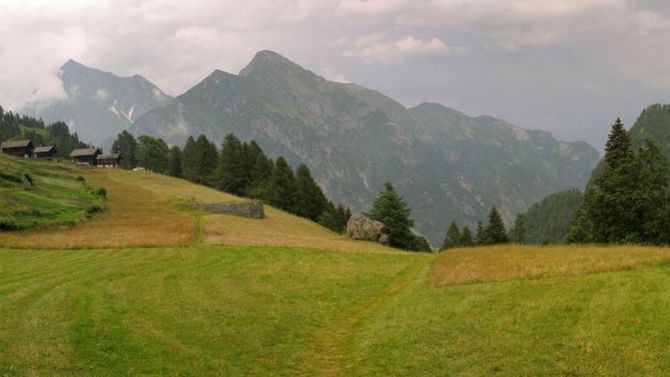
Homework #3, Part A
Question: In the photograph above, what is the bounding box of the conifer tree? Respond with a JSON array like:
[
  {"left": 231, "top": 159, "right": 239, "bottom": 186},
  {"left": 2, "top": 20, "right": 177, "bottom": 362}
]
[
  {"left": 460, "top": 225, "right": 474, "bottom": 247},
  {"left": 295, "top": 164, "right": 328, "bottom": 221},
  {"left": 182, "top": 135, "right": 218, "bottom": 186},
  {"left": 245, "top": 141, "right": 274, "bottom": 198},
  {"left": 368, "top": 183, "right": 415, "bottom": 250},
  {"left": 484, "top": 207, "right": 509, "bottom": 245},
  {"left": 111, "top": 131, "right": 137, "bottom": 169},
  {"left": 509, "top": 215, "right": 526, "bottom": 244},
  {"left": 216, "top": 134, "right": 247, "bottom": 195},
  {"left": 604, "top": 117, "right": 632, "bottom": 170},
  {"left": 442, "top": 222, "right": 461, "bottom": 249},
  {"left": 475, "top": 221, "right": 484, "bottom": 245},
  {"left": 168, "top": 146, "right": 182, "bottom": 177},
  {"left": 265, "top": 157, "right": 299, "bottom": 213}
]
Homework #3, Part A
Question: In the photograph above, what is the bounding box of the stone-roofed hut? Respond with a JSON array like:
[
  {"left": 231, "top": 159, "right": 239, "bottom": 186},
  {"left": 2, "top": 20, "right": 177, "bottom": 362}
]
[
  {"left": 1, "top": 139, "right": 34, "bottom": 158},
  {"left": 33, "top": 145, "right": 58, "bottom": 160},
  {"left": 96, "top": 153, "right": 121, "bottom": 168},
  {"left": 70, "top": 147, "right": 101, "bottom": 166}
]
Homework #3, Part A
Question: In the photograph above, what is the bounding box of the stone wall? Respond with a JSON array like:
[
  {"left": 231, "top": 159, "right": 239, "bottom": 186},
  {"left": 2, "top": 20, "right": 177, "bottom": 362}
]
[{"left": 188, "top": 202, "right": 265, "bottom": 219}]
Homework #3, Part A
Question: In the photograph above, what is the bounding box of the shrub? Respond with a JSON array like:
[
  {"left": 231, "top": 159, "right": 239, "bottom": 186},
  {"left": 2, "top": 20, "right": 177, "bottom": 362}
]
[
  {"left": 0, "top": 217, "right": 19, "bottom": 231},
  {"left": 76, "top": 176, "right": 86, "bottom": 182},
  {"left": 92, "top": 187, "right": 107, "bottom": 199},
  {"left": 84, "top": 204, "right": 104, "bottom": 217}
]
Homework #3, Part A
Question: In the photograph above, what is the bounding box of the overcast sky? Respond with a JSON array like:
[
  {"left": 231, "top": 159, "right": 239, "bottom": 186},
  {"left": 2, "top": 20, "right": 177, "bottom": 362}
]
[{"left": 3, "top": 0, "right": 670, "bottom": 149}]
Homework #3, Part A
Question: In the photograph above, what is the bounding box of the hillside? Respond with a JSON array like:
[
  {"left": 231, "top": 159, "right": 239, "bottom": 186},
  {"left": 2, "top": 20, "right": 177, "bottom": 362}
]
[
  {"left": 518, "top": 189, "right": 583, "bottom": 244},
  {"left": 2, "top": 159, "right": 670, "bottom": 374},
  {"left": 129, "top": 50, "right": 600, "bottom": 245},
  {"left": 21, "top": 59, "right": 173, "bottom": 145},
  {"left": 0, "top": 154, "right": 105, "bottom": 230}
]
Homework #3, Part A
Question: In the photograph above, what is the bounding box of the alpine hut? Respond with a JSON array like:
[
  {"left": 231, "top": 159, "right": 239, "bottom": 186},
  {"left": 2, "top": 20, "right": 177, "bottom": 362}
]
[
  {"left": 70, "top": 147, "right": 101, "bottom": 166},
  {"left": 33, "top": 145, "right": 58, "bottom": 160},
  {"left": 96, "top": 153, "right": 122, "bottom": 168},
  {"left": 1, "top": 139, "right": 34, "bottom": 158}
]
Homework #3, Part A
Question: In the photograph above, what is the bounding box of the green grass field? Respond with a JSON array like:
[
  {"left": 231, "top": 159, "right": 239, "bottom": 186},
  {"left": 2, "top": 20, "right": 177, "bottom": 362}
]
[{"left": 2, "top": 157, "right": 670, "bottom": 375}]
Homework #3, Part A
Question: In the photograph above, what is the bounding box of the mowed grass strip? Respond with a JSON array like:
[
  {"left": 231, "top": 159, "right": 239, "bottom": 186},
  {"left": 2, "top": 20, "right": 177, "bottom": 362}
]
[
  {"left": 430, "top": 244, "right": 670, "bottom": 285},
  {"left": 348, "top": 264, "right": 670, "bottom": 376},
  {"left": 0, "top": 245, "right": 416, "bottom": 376}
]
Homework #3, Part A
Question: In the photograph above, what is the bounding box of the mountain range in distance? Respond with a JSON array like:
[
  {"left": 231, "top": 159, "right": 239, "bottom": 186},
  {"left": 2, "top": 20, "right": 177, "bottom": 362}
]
[{"left": 21, "top": 50, "right": 601, "bottom": 245}]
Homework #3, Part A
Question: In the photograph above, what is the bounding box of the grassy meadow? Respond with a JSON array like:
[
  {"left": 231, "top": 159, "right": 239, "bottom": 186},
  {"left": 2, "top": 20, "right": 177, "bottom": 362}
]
[{"left": 3, "top": 156, "right": 670, "bottom": 375}]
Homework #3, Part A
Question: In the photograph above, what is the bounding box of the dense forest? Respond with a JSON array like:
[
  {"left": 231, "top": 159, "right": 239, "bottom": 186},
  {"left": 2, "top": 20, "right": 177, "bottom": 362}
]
[
  {"left": 516, "top": 189, "right": 583, "bottom": 244},
  {"left": 0, "top": 106, "right": 88, "bottom": 157}
]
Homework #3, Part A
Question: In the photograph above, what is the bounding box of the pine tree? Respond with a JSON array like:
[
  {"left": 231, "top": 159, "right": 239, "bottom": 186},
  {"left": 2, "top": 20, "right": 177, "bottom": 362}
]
[
  {"left": 442, "top": 222, "right": 461, "bottom": 250},
  {"left": 368, "top": 183, "right": 415, "bottom": 250},
  {"left": 265, "top": 157, "right": 299, "bottom": 213},
  {"left": 460, "top": 225, "right": 474, "bottom": 247},
  {"left": 475, "top": 221, "right": 484, "bottom": 245},
  {"left": 295, "top": 164, "right": 328, "bottom": 221},
  {"left": 245, "top": 141, "right": 274, "bottom": 198},
  {"left": 216, "top": 134, "right": 247, "bottom": 195},
  {"left": 168, "top": 146, "right": 182, "bottom": 177},
  {"left": 111, "top": 131, "right": 137, "bottom": 169},
  {"left": 604, "top": 117, "right": 632, "bottom": 170},
  {"left": 182, "top": 135, "right": 218, "bottom": 186},
  {"left": 484, "top": 207, "right": 509, "bottom": 245},
  {"left": 509, "top": 215, "right": 526, "bottom": 244}
]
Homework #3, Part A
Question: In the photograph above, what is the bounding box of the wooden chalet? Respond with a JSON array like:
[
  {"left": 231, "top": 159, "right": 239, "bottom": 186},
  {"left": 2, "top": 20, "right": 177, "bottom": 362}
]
[
  {"left": 96, "top": 153, "right": 122, "bottom": 168},
  {"left": 70, "top": 147, "right": 101, "bottom": 166},
  {"left": 33, "top": 145, "right": 58, "bottom": 160},
  {"left": 1, "top": 139, "right": 34, "bottom": 158}
]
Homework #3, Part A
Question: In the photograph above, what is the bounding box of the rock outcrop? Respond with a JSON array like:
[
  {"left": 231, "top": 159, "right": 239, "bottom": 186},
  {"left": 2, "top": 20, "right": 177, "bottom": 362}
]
[{"left": 346, "top": 214, "right": 390, "bottom": 245}]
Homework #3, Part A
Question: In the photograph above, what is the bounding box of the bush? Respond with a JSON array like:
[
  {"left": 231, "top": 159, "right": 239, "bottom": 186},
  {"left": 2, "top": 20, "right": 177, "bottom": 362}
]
[
  {"left": 0, "top": 217, "right": 19, "bottom": 231},
  {"left": 84, "top": 204, "right": 104, "bottom": 217},
  {"left": 76, "top": 176, "right": 86, "bottom": 182},
  {"left": 92, "top": 187, "right": 107, "bottom": 199}
]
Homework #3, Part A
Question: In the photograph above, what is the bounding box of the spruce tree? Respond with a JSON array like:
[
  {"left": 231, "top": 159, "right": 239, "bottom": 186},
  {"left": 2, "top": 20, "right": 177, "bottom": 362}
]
[
  {"left": 183, "top": 135, "right": 218, "bottom": 186},
  {"left": 484, "top": 207, "right": 509, "bottom": 245},
  {"left": 265, "top": 157, "right": 299, "bottom": 213},
  {"left": 509, "top": 215, "right": 527, "bottom": 244},
  {"left": 180, "top": 136, "right": 197, "bottom": 181},
  {"left": 168, "top": 146, "right": 182, "bottom": 177},
  {"left": 460, "top": 225, "right": 474, "bottom": 247},
  {"left": 111, "top": 131, "right": 137, "bottom": 169},
  {"left": 604, "top": 117, "right": 632, "bottom": 170},
  {"left": 295, "top": 164, "right": 328, "bottom": 221},
  {"left": 216, "top": 134, "right": 247, "bottom": 195},
  {"left": 442, "top": 222, "right": 461, "bottom": 249},
  {"left": 246, "top": 141, "right": 274, "bottom": 198},
  {"left": 475, "top": 221, "right": 484, "bottom": 245},
  {"left": 368, "top": 183, "right": 415, "bottom": 250}
]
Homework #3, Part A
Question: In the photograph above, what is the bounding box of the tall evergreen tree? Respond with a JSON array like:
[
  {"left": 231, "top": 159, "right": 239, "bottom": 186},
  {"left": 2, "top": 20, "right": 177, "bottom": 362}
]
[
  {"left": 604, "top": 117, "right": 632, "bottom": 170},
  {"left": 509, "top": 215, "right": 527, "bottom": 244},
  {"left": 182, "top": 135, "right": 218, "bottom": 186},
  {"left": 368, "top": 183, "right": 415, "bottom": 250},
  {"left": 475, "top": 221, "right": 484, "bottom": 245},
  {"left": 295, "top": 164, "right": 328, "bottom": 221},
  {"left": 111, "top": 131, "right": 137, "bottom": 169},
  {"left": 460, "top": 225, "right": 474, "bottom": 247},
  {"left": 442, "top": 222, "right": 461, "bottom": 250},
  {"left": 168, "top": 146, "right": 182, "bottom": 177},
  {"left": 265, "top": 157, "right": 299, "bottom": 213},
  {"left": 484, "top": 207, "right": 509, "bottom": 245},
  {"left": 216, "top": 134, "right": 247, "bottom": 195}
]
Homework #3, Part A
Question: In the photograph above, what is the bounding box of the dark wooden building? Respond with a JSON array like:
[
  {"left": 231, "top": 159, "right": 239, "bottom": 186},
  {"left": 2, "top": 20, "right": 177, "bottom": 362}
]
[
  {"left": 70, "top": 147, "right": 101, "bottom": 166},
  {"left": 96, "top": 153, "right": 121, "bottom": 168},
  {"left": 1, "top": 139, "right": 34, "bottom": 158},
  {"left": 33, "top": 145, "right": 58, "bottom": 160}
]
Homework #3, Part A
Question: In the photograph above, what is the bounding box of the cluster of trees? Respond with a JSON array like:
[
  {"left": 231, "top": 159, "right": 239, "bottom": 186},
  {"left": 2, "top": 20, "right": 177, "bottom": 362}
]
[
  {"left": 367, "top": 183, "right": 431, "bottom": 252},
  {"left": 441, "top": 207, "right": 525, "bottom": 250},
  {"left": 0, "top": 107, "right": 88, "bottom": 157},
  {"left": 111, "top": 131, "right": 351, "bottom": 232},
  {"left": 566, "top": 119, "right": 670, "bottom": 244},
  {"left": 516, "top": 189, "right": 583, "bottom": 244}
]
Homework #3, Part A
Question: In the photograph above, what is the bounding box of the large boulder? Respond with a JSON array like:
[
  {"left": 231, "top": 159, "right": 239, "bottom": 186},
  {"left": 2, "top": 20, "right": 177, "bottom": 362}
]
[{"left": 347, "top": 214, "right": 390, "bottom": 245}]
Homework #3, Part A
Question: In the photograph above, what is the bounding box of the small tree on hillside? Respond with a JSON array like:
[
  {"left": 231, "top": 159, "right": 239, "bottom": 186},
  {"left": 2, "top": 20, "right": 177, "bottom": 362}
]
[
  {"left": 168, "top": 146, "right": 182, "bottom": 177},
  {"left": 295, "top": 164, "right": 328, "bottom": 221},
  {"left": 484, "top": 207, "right": 509, "bottom": 245},
  {"left": 442, "top": 222, "right": 461, "bottom": 250},
  {"left": 265, "top": 157, "right": 299, "bottom": 213},
  {"left": 604, "top": 117, "right": 632, "bottom": 170},
  {"left": 318, "top": 202, "right": 351, "bottom": 233},
  {"left": 475, "top": 221, "right": 484, "bottom": 245},
  {"left": 509, "top": 215, "right": 526, "bottom": 244},
  {"left": 368, "top": 183, "right": 415, "bottom": 250},
  {"left": 460, "top": 225, "right": 474, "bottom": 247},
  {"left": 216, "top": 134, "right": 247, "bottom": 195}
]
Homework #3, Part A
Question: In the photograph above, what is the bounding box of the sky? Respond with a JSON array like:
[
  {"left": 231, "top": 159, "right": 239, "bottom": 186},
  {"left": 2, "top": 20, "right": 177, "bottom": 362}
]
[{"left": 3, "top": 0, "right": 670, "bottom": 149}]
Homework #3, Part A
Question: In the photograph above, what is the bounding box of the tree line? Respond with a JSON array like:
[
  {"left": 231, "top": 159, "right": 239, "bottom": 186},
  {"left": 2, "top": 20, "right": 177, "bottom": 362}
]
[
  {"left": 441, "top": 207, "right": 526, "bottom": 250},
  {"left": 0, "top": 106, "right": 88, "bottom": 157},
  {"left": 111, "top": 131, "right": 352, "bottom": 233}
]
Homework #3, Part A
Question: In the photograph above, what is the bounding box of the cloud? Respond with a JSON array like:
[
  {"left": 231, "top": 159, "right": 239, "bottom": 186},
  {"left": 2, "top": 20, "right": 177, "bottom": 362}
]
[
  {"left": 340, "top": 34, "right": 458, "bottom": 63},
  {"left": 321, "top": 68, "right": 351, "bottom": 83}
]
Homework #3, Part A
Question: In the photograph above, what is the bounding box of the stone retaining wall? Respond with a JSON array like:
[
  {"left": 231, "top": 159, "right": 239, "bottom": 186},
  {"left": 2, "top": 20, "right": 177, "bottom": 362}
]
[{"left": 187, "top": 202, "right": 265, "bottom": 219}]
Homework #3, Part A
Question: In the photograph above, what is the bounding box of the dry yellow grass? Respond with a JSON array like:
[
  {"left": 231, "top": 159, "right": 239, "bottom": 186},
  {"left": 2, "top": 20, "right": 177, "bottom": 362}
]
[
  {"left": 430, "top": 244, "right": 670, "bottom": 286},
  {"left": 0, "top": 166, "right": 395, "bottom": 254}
]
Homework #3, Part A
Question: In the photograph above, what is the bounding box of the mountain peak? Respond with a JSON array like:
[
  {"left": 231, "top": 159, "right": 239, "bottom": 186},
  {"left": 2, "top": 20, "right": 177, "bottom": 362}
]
[{"left": 239, "top": 50, "right": 308, "bottom": 78}]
